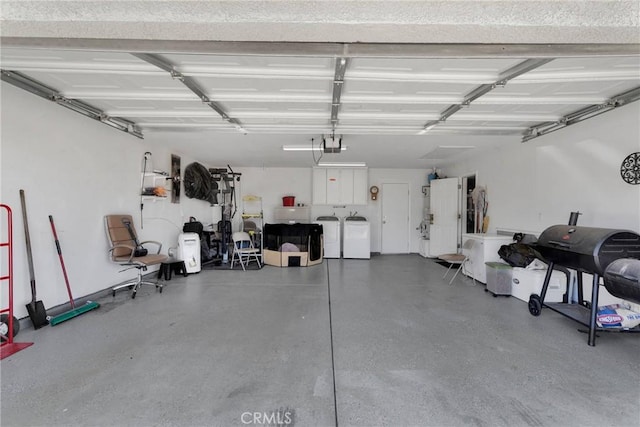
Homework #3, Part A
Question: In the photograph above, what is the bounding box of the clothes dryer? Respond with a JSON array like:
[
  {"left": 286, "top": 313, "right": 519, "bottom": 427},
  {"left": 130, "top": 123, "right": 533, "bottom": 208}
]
[{"left": 343, "top": 216, "right": 370, "bottom": 259}]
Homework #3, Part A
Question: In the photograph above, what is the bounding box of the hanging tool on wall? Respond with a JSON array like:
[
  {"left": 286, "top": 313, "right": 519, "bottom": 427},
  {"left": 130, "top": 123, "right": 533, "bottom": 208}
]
[
  {"left": 47, "top": 215, "right": 99, "bottom": 326},
  {"left": 139, "top": 152, "right": 151, "bottom": 229}
]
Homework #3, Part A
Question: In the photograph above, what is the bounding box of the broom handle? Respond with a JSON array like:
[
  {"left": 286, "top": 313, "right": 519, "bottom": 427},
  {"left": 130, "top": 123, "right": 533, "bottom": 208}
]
[
  {"left": 19, "top": 190, "right": 37, "bottom": 304},
  {"left": 49, "top": 215, "right": 75, "bottom": 308}
]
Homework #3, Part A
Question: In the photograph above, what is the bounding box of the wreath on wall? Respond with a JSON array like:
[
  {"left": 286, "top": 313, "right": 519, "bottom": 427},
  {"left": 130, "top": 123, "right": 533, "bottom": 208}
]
[{"left": 620, "top": 152, "right": 640, "bottom": 185}]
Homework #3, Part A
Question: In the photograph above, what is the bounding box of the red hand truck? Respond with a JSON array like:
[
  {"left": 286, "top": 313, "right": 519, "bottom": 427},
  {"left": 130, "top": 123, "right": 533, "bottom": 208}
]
[{"left": 1, "top": 204, "right": 33, "bottom": 359}]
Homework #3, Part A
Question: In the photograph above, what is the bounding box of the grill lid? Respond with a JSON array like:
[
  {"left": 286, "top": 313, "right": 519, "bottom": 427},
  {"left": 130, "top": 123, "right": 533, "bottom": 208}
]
[{"left": 536, "top": 225, "right": 640, "bottom": 275}]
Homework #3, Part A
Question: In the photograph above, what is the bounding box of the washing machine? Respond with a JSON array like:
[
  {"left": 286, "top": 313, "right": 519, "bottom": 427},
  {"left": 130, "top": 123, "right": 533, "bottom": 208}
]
[
  {"left": 314, "top": 216, "right": 341, "bottom": 258},
  {"left": 343, "top": 216, "right": 371, "bottom": 259},
  {"left": 178, "top": 232, "right": 201, "bottom": 273}
]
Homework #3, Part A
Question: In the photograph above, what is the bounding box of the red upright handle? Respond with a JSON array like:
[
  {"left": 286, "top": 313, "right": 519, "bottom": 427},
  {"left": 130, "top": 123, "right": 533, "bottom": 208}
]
[{"left": 49, "top": 215, "right": 74, "bottom": 308}]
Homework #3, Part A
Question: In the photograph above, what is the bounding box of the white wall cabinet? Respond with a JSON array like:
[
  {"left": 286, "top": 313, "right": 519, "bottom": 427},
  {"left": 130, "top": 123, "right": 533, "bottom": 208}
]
[
  {"left": 312, "top": 167, "right": 368, "bottom": 205},
  {"left": 312, "top": 168, "right": 327, "bottom": 205},
  {"left": 352, "top": 169, "right": 368, "bottom": 205}
]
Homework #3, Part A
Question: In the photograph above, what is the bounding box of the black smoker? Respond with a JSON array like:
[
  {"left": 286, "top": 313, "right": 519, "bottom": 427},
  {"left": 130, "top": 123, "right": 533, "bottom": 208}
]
[{"left": 531, "top": 225, "right": 640, "bottom": 346}]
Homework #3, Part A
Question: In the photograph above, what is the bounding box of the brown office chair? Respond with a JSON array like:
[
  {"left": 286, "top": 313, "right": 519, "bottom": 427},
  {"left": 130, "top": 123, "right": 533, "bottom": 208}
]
[{"left": 105, "top": 214, "right": 168, "bottom": 298}]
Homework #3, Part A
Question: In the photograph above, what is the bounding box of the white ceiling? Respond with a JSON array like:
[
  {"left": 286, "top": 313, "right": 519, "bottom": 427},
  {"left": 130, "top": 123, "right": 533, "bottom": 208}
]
[{"left": 1, "top": 1, "right": 639, "bottom": 168}]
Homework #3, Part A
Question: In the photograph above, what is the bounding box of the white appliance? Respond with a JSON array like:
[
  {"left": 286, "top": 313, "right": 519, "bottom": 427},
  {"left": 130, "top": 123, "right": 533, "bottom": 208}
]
[
  {"left": 343, "top": 217, "right": 371, "bottom": 259},
  {"left": 511, "top": 267, "right": 567, "bottom": 303},
  {"left": 461, "top": 233, "right": 515, "bottom": 283},
  {"left": 178, "top": 232, "right": 201, "bottom": 273},
  {"left": 314, "top": 216, "right": 341, "bottom": 258}
]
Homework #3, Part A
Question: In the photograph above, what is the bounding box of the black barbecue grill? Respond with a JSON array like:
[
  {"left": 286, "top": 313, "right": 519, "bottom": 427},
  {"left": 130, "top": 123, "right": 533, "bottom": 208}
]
[{"left": 530, "top": 225, "right": 640, "bottom": 346}]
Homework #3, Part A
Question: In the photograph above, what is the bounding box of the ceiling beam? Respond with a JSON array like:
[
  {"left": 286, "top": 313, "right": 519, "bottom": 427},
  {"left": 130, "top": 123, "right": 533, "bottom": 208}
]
[
  {"left": 0, "top": 69, "right": 144, "bottom": 138},
  {"left": 522, "top": 86, "right": 640, "bottom": 142},
  {"left": 131, "top": 52, "right": 245, "bottom": 133},
  {"left": 3, "top": 38, "right": 639, "bottom": 58},
  {"left": 419, "top": 58, "right": 553, "bottom": 134},
  {"left": 330, "top": 57, "right": 348, "bottom": 132}
]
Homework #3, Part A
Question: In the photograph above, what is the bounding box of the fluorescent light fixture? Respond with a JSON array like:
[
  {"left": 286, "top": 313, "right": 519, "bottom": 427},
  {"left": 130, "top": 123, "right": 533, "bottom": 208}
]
[
  {"left": 318, "top": 162, "right": 366, "bottom": 167},
  {"left": 282, "top": 145, "right": 347, "bottom": 151},
  {"left": 438, "top": 145, "right": 476, "bottom": 149},
  {"left": 418, "top": 122, "right": 438, "bottom": 135}
]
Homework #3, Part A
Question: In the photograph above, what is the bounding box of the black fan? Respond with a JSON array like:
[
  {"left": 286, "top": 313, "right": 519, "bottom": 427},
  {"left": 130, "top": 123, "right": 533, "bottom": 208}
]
[{"left": 183, "top": 162, "right": 218, "bottom": 204}]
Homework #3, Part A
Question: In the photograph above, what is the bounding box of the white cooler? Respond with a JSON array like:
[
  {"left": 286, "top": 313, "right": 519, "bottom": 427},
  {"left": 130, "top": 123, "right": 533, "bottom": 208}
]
[
  {"left": 511, "top": 268, "right": 567, "bottom": 303},
  {"left": 178, "top": 232, "right": 201, "bottom": 273}
]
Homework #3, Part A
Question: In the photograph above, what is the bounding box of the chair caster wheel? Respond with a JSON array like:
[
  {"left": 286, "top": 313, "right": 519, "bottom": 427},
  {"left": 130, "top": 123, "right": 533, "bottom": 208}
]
[
  {"left": 112, "top": 290, "right": 116, "bottom": 297},
  {"left": 159, "top": 287, "right": 163, "bottom": 294},
  {"left": 131, "top": 292, "right": 136, "bottom": 299}
]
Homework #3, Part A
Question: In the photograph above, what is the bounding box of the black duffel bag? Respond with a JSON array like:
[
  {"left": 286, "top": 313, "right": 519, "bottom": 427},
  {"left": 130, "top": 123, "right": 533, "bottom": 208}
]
[
  {"left": 183, "top": 216, "right": 204, "bottom": 236},
  {"left": 498, "top": 243, "right": 541, "bottom": 268}
]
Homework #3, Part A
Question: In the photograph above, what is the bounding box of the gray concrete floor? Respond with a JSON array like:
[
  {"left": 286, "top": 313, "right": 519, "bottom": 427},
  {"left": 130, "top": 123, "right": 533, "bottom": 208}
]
[{"left": 2, "top": 255, "right": 639, "bottom": 427}]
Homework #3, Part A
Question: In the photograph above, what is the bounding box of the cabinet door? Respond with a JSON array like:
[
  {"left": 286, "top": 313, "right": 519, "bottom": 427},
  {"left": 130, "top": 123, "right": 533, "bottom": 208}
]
[
  {"left": 326, "top": 169, "right": 341, "bottom": 204},
  {"left": 352, "top": 168, "right": 368, "bottom": 205},
  {"left": 312, "top": 168, "right": 327, "bottom": 205},
  {"left": 340, "top": 168, "right": 354, "bottom": 204}
]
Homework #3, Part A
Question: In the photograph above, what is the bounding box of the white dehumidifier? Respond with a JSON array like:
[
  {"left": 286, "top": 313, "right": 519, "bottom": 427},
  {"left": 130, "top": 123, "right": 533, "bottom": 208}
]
[{"left": 178, "top": 232, "right": 201, "bottom": 273}]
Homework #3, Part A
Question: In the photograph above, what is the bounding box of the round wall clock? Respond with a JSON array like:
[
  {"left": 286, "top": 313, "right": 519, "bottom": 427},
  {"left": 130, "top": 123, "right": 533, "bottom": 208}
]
[
  {"left": 620, "top": 152, "right": 640, "bottom": 185},
  {"left": 370, "top": 185, "right": 379, "bottom": 200}
]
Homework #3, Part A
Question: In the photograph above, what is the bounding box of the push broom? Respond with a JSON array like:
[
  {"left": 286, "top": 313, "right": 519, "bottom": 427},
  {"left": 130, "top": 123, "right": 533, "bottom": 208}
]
[{"left": 48, "top": 215, "right": 99, "bottom": 326}]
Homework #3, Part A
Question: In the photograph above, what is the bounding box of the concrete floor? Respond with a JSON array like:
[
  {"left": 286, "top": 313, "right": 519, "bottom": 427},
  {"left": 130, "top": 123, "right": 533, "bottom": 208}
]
[{"left": 2, "top": 255, "right": 639, "bottom": 426}]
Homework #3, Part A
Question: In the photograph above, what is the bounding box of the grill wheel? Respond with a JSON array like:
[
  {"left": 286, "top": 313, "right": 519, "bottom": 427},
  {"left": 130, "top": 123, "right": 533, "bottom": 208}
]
[{"left": 528, "top": 295, "right": 542, "bottom": 316}]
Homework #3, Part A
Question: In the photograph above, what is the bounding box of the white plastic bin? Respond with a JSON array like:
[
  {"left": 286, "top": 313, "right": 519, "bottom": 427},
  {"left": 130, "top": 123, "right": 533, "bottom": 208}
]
[{"left": 485, "top": 262, "right": 513, "bottom": 296}]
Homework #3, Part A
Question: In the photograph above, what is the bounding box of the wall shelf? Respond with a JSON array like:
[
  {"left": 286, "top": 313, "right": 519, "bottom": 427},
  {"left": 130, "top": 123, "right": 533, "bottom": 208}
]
[{"left": 141, "top": 171, "right": 170, "bottom": 200}]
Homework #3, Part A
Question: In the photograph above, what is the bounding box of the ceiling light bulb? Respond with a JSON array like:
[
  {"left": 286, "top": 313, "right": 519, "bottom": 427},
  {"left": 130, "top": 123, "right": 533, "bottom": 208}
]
[
  {"left": 318, "top": 162, "right": 366, "bottom": 167},
  {"left": 282, "top": 145, "right": 346, "bottom": 151}
]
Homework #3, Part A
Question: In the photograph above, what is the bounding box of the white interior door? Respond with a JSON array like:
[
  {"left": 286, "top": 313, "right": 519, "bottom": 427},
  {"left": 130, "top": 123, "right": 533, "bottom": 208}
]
[
  {"left": 429, "top": 177, "right": 460, "bottom": 256},
  {"left": 381, "top": 182, "right": 410, "bottom": 254}
]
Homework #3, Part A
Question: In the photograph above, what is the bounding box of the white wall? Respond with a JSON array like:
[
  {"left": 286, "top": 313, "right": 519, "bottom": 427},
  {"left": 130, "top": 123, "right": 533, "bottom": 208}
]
[
  {"left": 235, "top": 167, "right": 429, "bottom": 254},
  {"left": 11, "top": 79, "right": 637, "bottom": 318},
  {"left": 446, "top": 103, "right": 640, "bottom": 309},
  {"left": 446, "top": 102, "right": 640, "bottom": 235},
  {"left": 1, "top": 83, "right": 214, "bottom": 319},
  {"left": 1, "top": 84, "right": 431, "bottom": 320}
]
